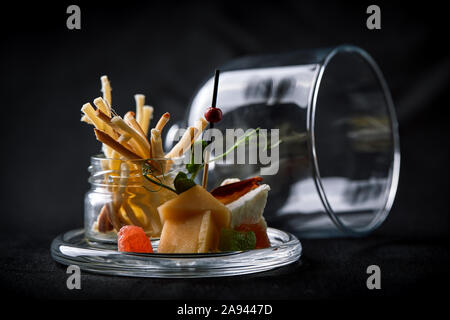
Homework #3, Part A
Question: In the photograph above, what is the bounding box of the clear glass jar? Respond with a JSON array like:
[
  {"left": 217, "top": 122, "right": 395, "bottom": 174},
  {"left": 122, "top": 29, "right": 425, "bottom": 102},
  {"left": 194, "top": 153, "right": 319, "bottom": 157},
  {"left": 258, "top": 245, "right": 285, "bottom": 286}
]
[
  {"left": 182, "top": 45, "right": 400, "bottom": 237},
  {"left": 84, "top": 155, "right": 185, "bottom": 243}
]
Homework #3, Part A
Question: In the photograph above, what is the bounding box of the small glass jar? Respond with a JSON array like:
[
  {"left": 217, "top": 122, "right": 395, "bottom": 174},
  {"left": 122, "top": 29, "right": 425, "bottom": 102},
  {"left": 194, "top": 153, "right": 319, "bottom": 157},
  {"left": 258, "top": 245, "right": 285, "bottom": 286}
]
[{"left": 84, "top": 155, "right": 185, "bottom": 243}]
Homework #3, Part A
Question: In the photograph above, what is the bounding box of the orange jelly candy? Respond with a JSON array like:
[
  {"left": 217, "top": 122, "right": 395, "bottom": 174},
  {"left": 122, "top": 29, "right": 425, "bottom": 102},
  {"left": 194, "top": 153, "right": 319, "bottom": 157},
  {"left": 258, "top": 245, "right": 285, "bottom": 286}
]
[
  {"left": 117, "top": 225, "right": 153, "bottom": 253},
  {"left": 235, "top": 222, "right": 270, "bottom": 249}
]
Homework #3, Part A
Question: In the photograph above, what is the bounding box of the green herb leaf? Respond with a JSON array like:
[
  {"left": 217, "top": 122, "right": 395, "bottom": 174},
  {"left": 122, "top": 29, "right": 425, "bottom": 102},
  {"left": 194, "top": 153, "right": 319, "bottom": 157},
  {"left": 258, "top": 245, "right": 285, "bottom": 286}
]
[{"left": 174, "top": 172, "right": 196, "bottom": 194}]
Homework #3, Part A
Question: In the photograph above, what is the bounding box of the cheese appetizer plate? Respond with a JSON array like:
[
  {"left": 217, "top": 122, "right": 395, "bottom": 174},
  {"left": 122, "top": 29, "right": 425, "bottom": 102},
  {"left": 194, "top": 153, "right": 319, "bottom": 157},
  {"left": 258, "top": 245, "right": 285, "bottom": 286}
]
[
  {"left": 51, "top": 227, "right": 301, "bottom": 278},
  {"left": 51, "top": 74, "right": 301, "bottom": 277}
]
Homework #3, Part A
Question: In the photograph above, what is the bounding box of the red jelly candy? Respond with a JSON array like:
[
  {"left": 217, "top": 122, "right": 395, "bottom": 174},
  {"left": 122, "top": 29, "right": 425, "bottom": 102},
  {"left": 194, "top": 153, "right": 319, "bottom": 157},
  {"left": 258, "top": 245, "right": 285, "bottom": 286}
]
[
  {"left": 204, "top": 107, "right": 222, "bottom": 123},
  {"left": 117, "top": 225, "right": 153, "bottom": 253}
]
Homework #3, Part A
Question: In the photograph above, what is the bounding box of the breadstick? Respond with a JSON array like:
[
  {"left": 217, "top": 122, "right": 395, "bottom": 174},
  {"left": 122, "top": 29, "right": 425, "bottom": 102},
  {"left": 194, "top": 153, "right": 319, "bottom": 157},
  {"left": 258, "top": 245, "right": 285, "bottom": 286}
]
[
  {"left": 150, "top": 129, "right": 164, "bottom": 158},
  {"left": 81, "top": 103, "right": 104, "bottom": 130},
  {"left": 97, "top": 205, "right": 114, "bottom": 233},
  {"left": 108, "top": 151, "right": 122, "bottom": 173},
  {"left": 95, "top": 108, "right": 112, "bottom": 122},
  {"left": 94, "top": 97, "right": 111, "bottom": 117},
  {"left": 124, "top": 111, "right": 151, "bottom": 160},
  {"left": 86, "top": 105, "right": 119, "bottom": 175},
  {"left": 94, "top": 129, "right": 141, "bottom": 160},
  {"left": 155, "top": 112, "right": 170, "bottom": 132},
  {"left": 94, "top": 109, "right": 143, "bottom": 156},
  {"left": 93, "top": 109, "right": 119, "bottom": 139},
  {"left": 115, "top": 135, "right": 135, "bottom": 157},
  {"left": 166, "top": 127, "right": 198, "bottom": 158},
  {"left": 193, "top": 117, "right": 208, "bottom": 141},
  {"left": 129, "top": 197, "right": 162, "bottom": 236},
  {"left": 101, "top": 76, "right": 112, "bottom": 107},
  {"left": 141, "top": 106, "right": 154, "bottom": 136},
  {"left": 82, "top": 103, "right": 116, "bottom": 165},
  {"left": 102, "top": 144, "right": 114, "bottom": 158},
  {"left": 124, "top": 111, "right": 147, "bottom": 139},
  {"left": 114, "top": 163, "right": 146, "bottom": 228},
  {"left": 108, "top": 162, "right": 131, "bottom": 231},
  {"left": 151, "top": 129, "right": 165, "bottom": 173},
  {"left": 98, "top": 78, "right": 113, "bottom": 160},
  {"left": 118, "top": 133, "right": 132, "bottom": 144},
  {"left": 81, "top": 115, "right": 93, "bottom": 125},
  {"left": 121, "top": 202, "right": 146, "bottom": 228},
  {"left": 135, "top": 94, "right": 145, "bottom": 126},
  {"left": 106, "top": 203, "right": 123, "bottom": 232},
  {"left": 93, "top": 110, "right": 121, "bottom": 169},
  {"left": 111, "top": 116, "right": 151, "bottom": 159}
]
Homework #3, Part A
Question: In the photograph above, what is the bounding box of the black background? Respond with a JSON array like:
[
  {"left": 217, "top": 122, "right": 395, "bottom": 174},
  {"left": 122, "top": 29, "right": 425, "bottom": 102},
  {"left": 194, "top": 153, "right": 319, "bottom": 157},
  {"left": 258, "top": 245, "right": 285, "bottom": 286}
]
[{"left": 1, "top": 1, "right": 449, "bottom": 299}]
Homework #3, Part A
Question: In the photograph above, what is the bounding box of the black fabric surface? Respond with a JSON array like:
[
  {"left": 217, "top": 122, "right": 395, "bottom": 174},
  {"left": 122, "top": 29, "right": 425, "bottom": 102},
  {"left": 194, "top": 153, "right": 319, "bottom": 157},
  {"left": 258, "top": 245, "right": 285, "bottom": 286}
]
[
  {"left": 1, "top": 1, "right": 449, "bottom": 299},
  {"left": 2, "top": 234, "right": 449, "bottom": 299}
]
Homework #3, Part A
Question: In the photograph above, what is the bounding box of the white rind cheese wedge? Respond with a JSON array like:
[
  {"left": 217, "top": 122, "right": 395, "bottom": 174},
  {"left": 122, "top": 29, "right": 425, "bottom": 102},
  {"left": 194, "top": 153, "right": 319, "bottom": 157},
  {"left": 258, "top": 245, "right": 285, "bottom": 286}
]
[
  {"left": 220, "top": 178, "right": 241, "bottom": 186},
  {"left": 226, "top": 184, "right": 270, "bottom": 228}
]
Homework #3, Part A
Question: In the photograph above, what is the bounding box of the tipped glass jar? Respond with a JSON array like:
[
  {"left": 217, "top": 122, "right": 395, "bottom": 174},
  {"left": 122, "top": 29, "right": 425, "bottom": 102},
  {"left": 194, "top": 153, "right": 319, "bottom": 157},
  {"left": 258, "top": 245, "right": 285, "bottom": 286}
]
[
  {"left": 85, "top": 155, "right": 185, "bottom": 243},
  {"left": 183, "top": 45, "right": 400, "bottom": 237}
]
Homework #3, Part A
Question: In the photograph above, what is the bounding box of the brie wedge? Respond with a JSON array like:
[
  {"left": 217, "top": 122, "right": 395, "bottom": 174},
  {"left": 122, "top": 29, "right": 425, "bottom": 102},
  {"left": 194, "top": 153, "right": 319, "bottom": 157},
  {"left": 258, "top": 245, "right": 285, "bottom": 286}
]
[{"left": 226, "top": 184, "right": 270, "bottom": 228}]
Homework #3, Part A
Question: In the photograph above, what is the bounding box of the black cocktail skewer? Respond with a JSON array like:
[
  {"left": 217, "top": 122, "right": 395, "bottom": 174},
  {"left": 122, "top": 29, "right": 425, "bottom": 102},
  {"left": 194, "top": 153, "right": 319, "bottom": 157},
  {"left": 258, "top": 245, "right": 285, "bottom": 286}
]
[{"left": 202, "top": 70, "right": 221, "bottom": 188}]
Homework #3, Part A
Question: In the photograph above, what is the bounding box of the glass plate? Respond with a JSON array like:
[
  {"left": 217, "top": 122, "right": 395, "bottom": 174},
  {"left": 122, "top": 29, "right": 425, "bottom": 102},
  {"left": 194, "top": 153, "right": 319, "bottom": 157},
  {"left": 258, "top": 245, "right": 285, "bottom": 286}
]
[{"left": 51, "top": 227, "right": 301, "bottom": 278}]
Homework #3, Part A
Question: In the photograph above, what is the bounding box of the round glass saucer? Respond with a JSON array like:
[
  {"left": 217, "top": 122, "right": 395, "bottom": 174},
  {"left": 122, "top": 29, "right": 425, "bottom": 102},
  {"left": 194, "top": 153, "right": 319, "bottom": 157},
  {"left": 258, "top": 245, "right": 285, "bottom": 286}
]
[{"left": 51, "top": 227, "right": 301, "bottom": 278}]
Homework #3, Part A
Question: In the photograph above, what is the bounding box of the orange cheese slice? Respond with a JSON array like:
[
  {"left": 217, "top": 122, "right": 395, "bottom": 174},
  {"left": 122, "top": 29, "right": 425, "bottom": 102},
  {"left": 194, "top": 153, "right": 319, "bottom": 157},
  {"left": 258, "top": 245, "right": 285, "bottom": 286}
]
[
  {"left": 157, "top": 210, "right": 219, "bottom": 253},
  {"left": 157, "top": 185, "right": 231, "bottom": 229}
]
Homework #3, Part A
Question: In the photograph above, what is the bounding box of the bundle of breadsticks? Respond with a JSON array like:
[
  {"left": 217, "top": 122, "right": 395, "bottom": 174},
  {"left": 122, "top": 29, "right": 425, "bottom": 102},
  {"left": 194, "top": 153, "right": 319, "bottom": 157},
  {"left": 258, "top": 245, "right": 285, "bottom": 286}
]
[{"left": 81, "top": 76, "right": 208, "bottom": 237}]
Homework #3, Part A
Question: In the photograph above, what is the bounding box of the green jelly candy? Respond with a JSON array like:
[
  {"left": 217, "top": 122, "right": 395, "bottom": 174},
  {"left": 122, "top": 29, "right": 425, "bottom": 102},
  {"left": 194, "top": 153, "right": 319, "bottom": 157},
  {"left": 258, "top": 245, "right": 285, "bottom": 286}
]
[{"left": 219, "top": 228, "right": 257, "bottom": 251}]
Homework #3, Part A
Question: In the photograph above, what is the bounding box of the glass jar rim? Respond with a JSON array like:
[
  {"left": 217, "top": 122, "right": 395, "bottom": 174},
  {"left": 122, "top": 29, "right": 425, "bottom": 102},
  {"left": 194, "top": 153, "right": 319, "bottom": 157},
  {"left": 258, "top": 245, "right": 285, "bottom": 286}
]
[
  {"left": 308, "top": 44, "right": 401, "bottom": 236},
  {"left": 88, "top": 153, "right": 186, "bottom": 189},
  {"left": 90, "top": 153, "right": 185, "bottom": 162}
]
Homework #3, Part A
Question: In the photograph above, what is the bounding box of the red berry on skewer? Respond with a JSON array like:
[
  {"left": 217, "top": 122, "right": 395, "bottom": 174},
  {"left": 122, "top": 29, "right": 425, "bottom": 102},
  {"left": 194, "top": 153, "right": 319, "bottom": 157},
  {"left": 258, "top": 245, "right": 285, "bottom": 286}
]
[{"left": 204, "top": 107, "right": 222, "bottom": 123}]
